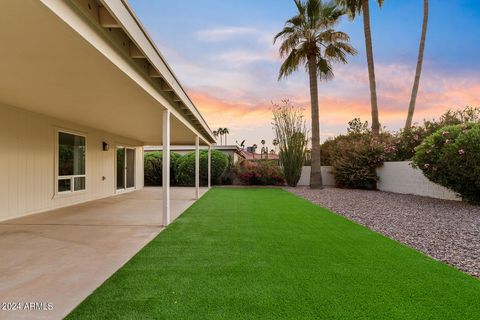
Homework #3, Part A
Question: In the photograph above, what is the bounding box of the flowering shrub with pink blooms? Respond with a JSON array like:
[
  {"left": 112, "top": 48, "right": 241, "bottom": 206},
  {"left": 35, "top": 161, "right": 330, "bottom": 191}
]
[
  {"left": 235, "top": 160, "right": 285, "bottom": 186},
  {"left": 412, "top": 123, "right": 480, "bottom": 203},
  {"left": 392, "top": 106, "right": 480, "bottom": 161}
]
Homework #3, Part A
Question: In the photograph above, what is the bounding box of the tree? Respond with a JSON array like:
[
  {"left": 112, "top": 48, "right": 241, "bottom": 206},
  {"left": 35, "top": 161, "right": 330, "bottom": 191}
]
[
  {"left": 405, "top": 0, "right": 428, "bottom": 129},
  {"left": 261, "top": 139, "right": 268, "bottom": 159},
  {"left": 223, "top": 128, "right": 230, "bottom": 145},
  {"left": 272, "top": 138, "right": 279, "bottom": 153},
  {"left": 217, "top": 127, "right": 224, "bottom": 145},
  {"left": 274, "top": 0, "right": 356, "bottom": 189},
  {"left": 336, "top": 0, "right": 383, "bottom": 135}
]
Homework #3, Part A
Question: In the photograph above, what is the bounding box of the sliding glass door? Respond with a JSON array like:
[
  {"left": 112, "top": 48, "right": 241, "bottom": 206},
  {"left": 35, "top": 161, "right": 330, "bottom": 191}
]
[{"left": 116, "top": 147, "right": 135, "bottom": 191}]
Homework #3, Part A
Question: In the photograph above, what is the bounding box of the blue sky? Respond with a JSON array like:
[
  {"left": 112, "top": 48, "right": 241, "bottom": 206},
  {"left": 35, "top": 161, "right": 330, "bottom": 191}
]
[{"left": 129, "top": 0, "right": 480, "bottom": 147}]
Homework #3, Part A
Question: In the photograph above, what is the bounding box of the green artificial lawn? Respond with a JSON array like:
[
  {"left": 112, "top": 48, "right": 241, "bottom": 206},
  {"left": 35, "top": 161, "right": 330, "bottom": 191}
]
[{"left": 67, "top": 188, "right": 480, "bottom": 319}]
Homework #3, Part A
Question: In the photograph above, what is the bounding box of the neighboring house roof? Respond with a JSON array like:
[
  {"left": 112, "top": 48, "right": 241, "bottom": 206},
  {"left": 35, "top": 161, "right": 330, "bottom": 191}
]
[
  {"left": 144, "top": 145, "right": 241, "bottom": 152},
  {"left": 238, "top": 150, "right": 279, "bottom": 160}
]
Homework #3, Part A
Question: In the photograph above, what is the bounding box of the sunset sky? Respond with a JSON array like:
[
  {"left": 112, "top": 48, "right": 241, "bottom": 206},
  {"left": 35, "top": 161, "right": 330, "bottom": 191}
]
[{"left": 129, "top": 0, "right": 480, "bottom": 148}]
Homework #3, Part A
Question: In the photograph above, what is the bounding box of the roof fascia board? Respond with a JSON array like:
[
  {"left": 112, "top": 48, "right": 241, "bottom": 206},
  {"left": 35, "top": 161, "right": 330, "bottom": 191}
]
[
  {"left": 39, "top": 0, "right": 210, "bottom": 144},
  {"left": 100, "top": 0, "right": 215, "bottom": 143}
]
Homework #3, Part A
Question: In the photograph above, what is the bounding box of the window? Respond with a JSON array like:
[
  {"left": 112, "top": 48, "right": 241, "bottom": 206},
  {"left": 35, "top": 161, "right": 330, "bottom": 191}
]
[{"left": 57, "top": 131, "right": 86, "bottom": 193}]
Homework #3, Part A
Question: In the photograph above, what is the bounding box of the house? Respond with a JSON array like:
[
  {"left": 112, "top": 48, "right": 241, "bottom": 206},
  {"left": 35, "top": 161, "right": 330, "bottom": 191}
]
[
  {"left": 144, "top": 144, "right": 243, "bottom": 163},
  {"left": 238, "top": 150, "right": 280, "bottom": 162},
  {"left": 0, "top": 0, "right": 215, "bottom": 225}
]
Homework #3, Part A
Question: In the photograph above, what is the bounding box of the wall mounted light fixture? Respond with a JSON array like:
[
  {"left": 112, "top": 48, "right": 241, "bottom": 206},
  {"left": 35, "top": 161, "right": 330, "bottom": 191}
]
[{"left": 102, "top": 141, "right": 109, "bottom": 151}]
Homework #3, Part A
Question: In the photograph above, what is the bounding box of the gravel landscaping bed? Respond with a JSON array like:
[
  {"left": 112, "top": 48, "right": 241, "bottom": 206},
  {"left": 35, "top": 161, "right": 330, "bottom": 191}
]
[{"left": 286, "top": 187, "right": 480, "bottom": 278}]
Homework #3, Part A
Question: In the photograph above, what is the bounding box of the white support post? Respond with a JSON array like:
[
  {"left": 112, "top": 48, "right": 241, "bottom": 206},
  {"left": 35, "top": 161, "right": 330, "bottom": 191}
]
[
  {"left": 208, "top": 145, "right": 211, "bottom": 189},
  {"left": 195, "top": 135, "right": 200, "bottom": 199},
  {"left": 162, "top": 110, "right": 171, "bottom": 226}
]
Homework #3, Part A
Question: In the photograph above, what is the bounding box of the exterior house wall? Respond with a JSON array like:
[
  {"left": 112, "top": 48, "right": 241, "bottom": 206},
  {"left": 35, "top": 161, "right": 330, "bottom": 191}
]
[
  {"left": 0, "top": 103, "right": 144, "bottom": 222},
  {"left": 298, "top": 162, "right": 460, "bottom": 201}
]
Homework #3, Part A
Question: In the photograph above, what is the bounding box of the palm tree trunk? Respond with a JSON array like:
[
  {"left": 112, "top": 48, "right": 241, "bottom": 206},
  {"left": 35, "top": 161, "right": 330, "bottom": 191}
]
[
  {"left": 307, "top": 55, "right": 323, "bottom": 189},
  {"left": 362, "top": 0, "right": 380, "bottom": 135},
  {"left": 405, "top": 0, "right": 428, "bottom": 129}
]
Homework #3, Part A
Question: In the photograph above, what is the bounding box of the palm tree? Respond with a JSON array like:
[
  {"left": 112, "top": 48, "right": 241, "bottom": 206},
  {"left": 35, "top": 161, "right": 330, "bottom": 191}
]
[
  {"left": 252, "top": 144, "right": 258, "bottom": 160},
  {"left": 213, "top": 130, "right": 219, "bottom": 144},
  {"left": 261, "top": 139, "right": 267, "bottom": 159},
  {"left": 405, "top": 0, "right": 428, "bottom": 129},
  {"left": 336, "top": 0, "right": 383, "bottom": 135},
  {"left": 217, "top": 127, "right": 224, "bottom": 145},
  {"left": 223, "top": 128, "right": 230, "bottom": 145},
  {"left": 274, "top": 0, "right": 357, "bottom": 189},
  {"left": 272, "top": 138, "right": 279, "bottom": 153}
]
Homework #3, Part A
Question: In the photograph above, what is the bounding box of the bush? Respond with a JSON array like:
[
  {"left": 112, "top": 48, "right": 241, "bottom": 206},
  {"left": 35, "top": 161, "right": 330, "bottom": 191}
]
[
  {"left": 320, "top": 119, "right": 391, "bottom": 190},
  {"left": 412, "top": 123, "right": 480, "bottom": 203},
  {"left": 330, "top": 133, "right": 385, "bottom": 190},
  {"left": 236, "top": 160, "right": 285, "bottom": 186},
  {"left": 144, "top": 152, "right": 181, "bottom": 186},
  {"left": 390, "top": 106, "right": 480, "bottom": 161},
  {"left": 175, "top": 150, "right": 228, "bottom": 186},
  {"left": 220, "top": 155, "right": 235, "bottom": 185}
]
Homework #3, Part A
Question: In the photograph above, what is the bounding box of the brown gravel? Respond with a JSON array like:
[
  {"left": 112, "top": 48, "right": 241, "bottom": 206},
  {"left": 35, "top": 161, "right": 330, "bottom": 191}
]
[{"left": 285, "top": 186, "right": 480, "bottom": 278}]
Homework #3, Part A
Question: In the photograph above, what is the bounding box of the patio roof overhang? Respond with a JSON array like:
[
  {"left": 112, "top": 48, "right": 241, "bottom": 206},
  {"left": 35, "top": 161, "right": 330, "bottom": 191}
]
[{"left": 0, "top": 0, "right": 215, "bottom": 146}]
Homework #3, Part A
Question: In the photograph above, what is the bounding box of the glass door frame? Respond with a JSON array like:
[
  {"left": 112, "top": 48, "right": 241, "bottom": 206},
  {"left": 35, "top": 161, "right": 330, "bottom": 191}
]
[{"left": 116, "top": 146, "right": 136, "bottom": 193}]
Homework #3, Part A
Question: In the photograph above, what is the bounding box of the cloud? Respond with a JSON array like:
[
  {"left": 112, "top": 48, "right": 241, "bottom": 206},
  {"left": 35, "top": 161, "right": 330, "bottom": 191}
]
[
  {"left": 196, "top": 27, "right": 258, "bottom": 42},
  {"left": 186, "top": 61, "right": 480, "bottom": 146},
  {"left": 215, "top": 49, "right": 279, "bottom": 64}
]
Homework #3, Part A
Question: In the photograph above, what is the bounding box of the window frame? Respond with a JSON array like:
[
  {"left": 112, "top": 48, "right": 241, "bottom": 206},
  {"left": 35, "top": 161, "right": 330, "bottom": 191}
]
[{"left": 54, "top": 128, "right": 87, "bottom": 197}]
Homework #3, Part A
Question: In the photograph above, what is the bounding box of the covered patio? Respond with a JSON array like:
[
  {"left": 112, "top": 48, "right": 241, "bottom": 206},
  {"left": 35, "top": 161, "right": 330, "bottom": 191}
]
[
  {"left": 0, "top": 187, "right": 207, "bottom": 319},
  {"left": 0, "top": 0, "right": 216, "bottom": 318}
]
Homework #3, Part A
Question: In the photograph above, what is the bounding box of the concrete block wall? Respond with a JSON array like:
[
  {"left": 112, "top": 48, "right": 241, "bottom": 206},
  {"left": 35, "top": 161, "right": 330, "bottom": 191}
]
[
  {"left": 377, "top": 162, "right": 460, "bottom": 201},
  {"left": 297, "top": 166, "right": 335, "bottom": 186},
  {"left": 298, "top": 162, "right": 461, "bottom": 201}
]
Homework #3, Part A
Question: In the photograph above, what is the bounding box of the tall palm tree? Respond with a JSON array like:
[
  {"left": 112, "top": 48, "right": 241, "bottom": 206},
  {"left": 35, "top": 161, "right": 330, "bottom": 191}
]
[
  {"left": 217, "top": 127, "right": 224, "bottom": 145},
  {"left": 272, "top": 138, "right": 279, "bottom": 153},
  {"left": 223, "top": 128, "right": 230, "bottom": 145},
  {"left": 213, "top": 130, "right": 219, "bottom": 144},
  {"left": 274, "top": 0, "right": 356, "bottom": 189},
  {"left": 337, "top": 0, "right": 383, "bottom": 135},
  {"left": 405, "top": 0, "right": 428, "bottom": 129}
]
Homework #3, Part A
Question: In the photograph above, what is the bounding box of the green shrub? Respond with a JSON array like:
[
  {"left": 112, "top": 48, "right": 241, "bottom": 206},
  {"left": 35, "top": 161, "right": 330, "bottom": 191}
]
[
  {"left": 390, "top": 106, "right": 480, "bottom": 161},
  {"left": 220, "top": 155, "right": 235, "bottom": 185},
  {"left": 412, "top": 123, "right": 480, "bottom": 203},
  {"left": 144, "top": 152, "right": 181, "bottom": 186},
  {"left": 320, "top": 119, "right": 391, "bottom": 190},
  {"left": 319, "top": 138, "right": 336, "bottom": 166},
  {"left": 175, "top": 150, "right": 228, "bottom": 186},
  {"left": 236, "top": 160, "right": 285, "bottom": 186},
  {"left": 330, "top": 133, "right": 385, "bottom": 190}
]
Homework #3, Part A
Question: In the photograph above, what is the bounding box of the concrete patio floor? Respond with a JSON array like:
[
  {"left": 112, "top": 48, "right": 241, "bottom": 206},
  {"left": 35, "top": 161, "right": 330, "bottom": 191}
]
[{"left": 0, "top": 187, "right": 207, "bottom": 320}]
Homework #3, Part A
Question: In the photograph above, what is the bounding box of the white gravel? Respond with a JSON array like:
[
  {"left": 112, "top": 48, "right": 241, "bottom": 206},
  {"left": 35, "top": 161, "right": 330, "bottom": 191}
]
[{"left": 286, "top": 186, "right": 480, "bottom": 278}]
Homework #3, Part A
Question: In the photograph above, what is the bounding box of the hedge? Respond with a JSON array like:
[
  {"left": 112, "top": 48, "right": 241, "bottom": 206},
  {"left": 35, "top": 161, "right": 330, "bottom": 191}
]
[
  {"left": 175, "top": 150, "right": 228, "bottom": 186},
  {"left": 144, "top": 152, "right": 181, "bottom": 186}
]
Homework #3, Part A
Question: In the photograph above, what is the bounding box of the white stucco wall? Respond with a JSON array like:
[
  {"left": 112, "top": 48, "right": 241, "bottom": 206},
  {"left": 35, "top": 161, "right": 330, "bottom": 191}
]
[
  {"left": 377, "top": 162, "right": 460, "bottom": 201},
  {"left": 297, "top": 166, "right": 336, "bottom": 186},
  {"left": 0, "top": 103, "right": 144, "bottom": 222},
  {"left": 298, "top": 162, "right": 461, "bottom": 201}
]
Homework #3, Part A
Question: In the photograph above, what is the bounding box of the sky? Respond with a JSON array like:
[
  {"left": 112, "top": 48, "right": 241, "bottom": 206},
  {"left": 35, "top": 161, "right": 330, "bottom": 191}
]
[{"left": 129, "top": 0, "right": 480, "bottom": 148}]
